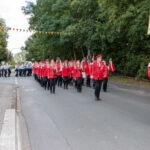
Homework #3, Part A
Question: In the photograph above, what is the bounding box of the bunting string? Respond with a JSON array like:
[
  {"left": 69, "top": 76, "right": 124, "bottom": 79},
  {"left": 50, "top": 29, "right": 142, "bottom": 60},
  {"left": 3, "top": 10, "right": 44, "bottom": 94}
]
[{"left": 0, "top": 26, "right": 62, "bottom": 36}]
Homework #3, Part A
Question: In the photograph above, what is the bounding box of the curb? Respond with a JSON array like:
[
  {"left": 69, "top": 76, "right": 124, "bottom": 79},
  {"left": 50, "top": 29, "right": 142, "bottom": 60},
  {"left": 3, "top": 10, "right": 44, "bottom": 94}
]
[{"left": 16, "top": 86, "right": 32, "bottom": 150}]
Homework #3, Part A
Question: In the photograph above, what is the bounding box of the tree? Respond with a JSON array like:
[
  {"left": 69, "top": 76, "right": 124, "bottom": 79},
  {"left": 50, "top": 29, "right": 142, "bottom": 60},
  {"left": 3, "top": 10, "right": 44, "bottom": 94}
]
[
  {"left": 14, "top": 51, "right": 27, "bottom": 63},
  {"left": 0, "top": 18, "right": 8, "bottom": 63},
  {"left": 22, "top": 0, "right": 150, "bottom": 79}
]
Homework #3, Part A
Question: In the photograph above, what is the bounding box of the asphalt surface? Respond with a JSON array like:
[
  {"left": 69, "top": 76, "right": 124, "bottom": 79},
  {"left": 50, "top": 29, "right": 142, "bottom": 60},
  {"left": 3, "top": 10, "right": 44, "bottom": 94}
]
[
  {"left": 1, "top": 76, "right": 150, "bottom": 150},
  {"left": 0, "top": 77, "right": 16, "bottom": 132}
]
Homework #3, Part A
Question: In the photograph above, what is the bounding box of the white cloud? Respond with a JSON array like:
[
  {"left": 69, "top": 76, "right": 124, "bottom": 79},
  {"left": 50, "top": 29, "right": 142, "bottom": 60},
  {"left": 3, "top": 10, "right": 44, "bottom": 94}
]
[{"left": 0, "top": 0, "right": 36, "bottom": 54}]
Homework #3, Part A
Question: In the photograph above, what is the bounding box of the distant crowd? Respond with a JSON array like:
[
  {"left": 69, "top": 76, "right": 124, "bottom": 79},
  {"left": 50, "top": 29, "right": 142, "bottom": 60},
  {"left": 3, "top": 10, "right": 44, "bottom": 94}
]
[
  {"left": 0, "top": 61, "right": 33, "bottom": 78},
  {"left": 15, "top": 62, "right": 33, "bottom": 77},
  {"left": 0, "top": 63, "right": 12, "bottom": 77}
]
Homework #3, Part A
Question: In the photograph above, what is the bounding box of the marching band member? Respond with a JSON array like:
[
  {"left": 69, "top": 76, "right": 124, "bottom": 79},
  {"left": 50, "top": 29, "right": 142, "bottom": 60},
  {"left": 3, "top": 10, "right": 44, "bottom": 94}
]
[
  {"left": 56, "top": 58, "right": 62, "bottom": 87},
  {"left": 84, "top": 59, "right": 91, "bottom": 87},
  {"left": 91, "top": 54, "right": 105, "bottom": 100},
  {"left": 109, "top": 58, "right": 116, "bottom": 72},
  {"left": 47, "top": 59, "right": 56, "bottom": 94},
  {"left": 148, "top": 63, "right": 150, "bottom": 78},
  {"left": 74, "top": 60, "right": 83, "bottom": 92},
  {"left": 32, "top": 55, "right": 116, "bottom": 98},
  {"left": 62, "top": 60, "right": 70, "bottom": 89},
  {"left": 102, "top": 61, "right": 109, "bottom": 92},
  {"left": 68, "top": 61, "right": 74, "bottom": 86}
]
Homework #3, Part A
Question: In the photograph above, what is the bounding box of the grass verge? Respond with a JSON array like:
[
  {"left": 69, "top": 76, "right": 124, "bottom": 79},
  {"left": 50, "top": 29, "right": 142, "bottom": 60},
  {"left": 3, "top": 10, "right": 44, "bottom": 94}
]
[{"left": 109, "top": 76, "right": 150, "bottom": 88}]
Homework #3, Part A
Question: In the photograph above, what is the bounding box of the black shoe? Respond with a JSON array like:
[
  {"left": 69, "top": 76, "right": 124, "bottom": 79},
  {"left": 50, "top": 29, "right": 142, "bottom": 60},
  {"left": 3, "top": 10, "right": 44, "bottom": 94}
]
[{"left": 95, "top": 97, "right": 101, "bottom": 101}]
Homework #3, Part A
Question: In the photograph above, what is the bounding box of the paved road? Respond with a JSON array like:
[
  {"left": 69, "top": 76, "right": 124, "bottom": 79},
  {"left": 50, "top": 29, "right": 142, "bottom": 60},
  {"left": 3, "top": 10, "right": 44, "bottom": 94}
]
[
  {"left": 1, "top": 76, "right": 150, "bottom": 150},
  {"left": 0, "top": 77, "right": 16, "bottom": 132}
]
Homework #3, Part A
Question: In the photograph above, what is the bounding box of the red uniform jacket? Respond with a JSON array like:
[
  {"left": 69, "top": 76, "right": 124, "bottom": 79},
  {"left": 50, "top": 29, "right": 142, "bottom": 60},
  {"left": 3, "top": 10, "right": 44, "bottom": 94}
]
[
  {"left": 69, "top": 66, "right": 74, "bottom": 76},
  {"left": 74, "top": 66, "right": 82, "bottom": 78},
  {"left": 39, "top": 66, "right": 42, "bottom": 77},
  {"left": 103, "top": 65, "right": 109, "bottom": 78},
  {"left": 62, "top": 67, "right": 70, "bottom": 77},
  {"left": 148, "top": 64, "right": 150, "bottom": 78},
  {"left": 36, "top": 66, "right": 39, "bottom": 75},
  {"left": 109, "top": 61, "right": 116, "bottom": 72},
  {"left": 47, "top": 66, "right": 56, "bottom": 78},
  {"left": 42, "top": 65, "right": 47, "bottom": 77},
  {"left": 84, "top": 62, "right": 90, "bottom": 76},
  {"left": 41, "top": 66, "right": 45, "bottom": 77},
  {"left": 92, "top": 61, "right": 105, "bottom": 80},
  {"left": 56, "top": 61, "right": 62, "bottom": 76}
]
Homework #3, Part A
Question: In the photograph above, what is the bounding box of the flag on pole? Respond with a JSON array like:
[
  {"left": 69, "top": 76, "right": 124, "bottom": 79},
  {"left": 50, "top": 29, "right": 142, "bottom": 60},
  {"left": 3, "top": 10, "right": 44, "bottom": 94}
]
[{"left": 147, "top": 15, "right": 150, "bottom": 35}]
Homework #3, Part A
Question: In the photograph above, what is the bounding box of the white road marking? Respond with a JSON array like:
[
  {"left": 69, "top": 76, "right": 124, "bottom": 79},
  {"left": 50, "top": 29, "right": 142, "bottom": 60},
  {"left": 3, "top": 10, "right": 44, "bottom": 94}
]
[{"left": 24, "top": 89, "right": 35, "bottom": 92}]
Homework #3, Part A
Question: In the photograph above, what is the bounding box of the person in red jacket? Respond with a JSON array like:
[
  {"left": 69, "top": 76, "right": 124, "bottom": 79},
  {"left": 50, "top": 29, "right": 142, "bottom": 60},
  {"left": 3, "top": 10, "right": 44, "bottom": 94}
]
[
  {"left": 38, "top": 61, "right": 43, "bottom": 86},
  {"left": 62, "top": 60, "right": 70, "bottom": 89},
  {"left": 109, "top": 58, "right": 116, "bottom": 72},
  {"left": 33, "top": 61, "right": 38, "bottom": 81},
  {"left": 43, "top": 60, "right": 50, "bottom": 90},
  {"left": 74, "top": 60, "right": 83, "bottom": 92},
  {"left": 148, "top": 63, "right": 150, "bottom": 78},
  {"left": 92, "top": 54, "right": 105, "bottom": 100},
  {"left": 41, "top": 61, "right": 46, "bottom": 88},
  {"left": 84, "top": 60, "right": 92, "bottom": 87},
  {"left": 56, "top": 57, "right": 62, "bottom": 87},
  {"left": 102, "top": 61, "right": 110, "bottom": 92},
  {"left": 47, "top": 60, "right": 56, "bottom": 94},
  {"left": 68, "top": 61, "right": 74, "bottom": 86}
]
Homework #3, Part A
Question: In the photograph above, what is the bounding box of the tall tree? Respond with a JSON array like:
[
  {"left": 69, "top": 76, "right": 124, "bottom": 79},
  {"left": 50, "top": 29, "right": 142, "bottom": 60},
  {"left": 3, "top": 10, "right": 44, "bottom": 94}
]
[
  {"left": 22, "top": 0, "right": 150, "bottom": 79},
  {"left": 0, "top": 18, "right": 8, "bottom": 62}
]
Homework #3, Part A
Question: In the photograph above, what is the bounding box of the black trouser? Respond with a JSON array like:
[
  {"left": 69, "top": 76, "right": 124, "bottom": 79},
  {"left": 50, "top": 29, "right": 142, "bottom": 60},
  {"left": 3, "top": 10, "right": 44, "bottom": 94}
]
[
  {"left": 1, "top": 69, "right": 4, "bottom": 77},
  {"left": 49, "top": 78, "right": 56, "bottom": 93},
  {"left": 82, "top": 78, "right": 84, "bottom": 85},
  {"left": 27, "top": 69, "right": 30, "bottom": 76},
  {"left": 103, "top": 78, "right": 108, "bottom": 92},
  {"left": 76, "top": 77, "right": 83, "bottom": 92},
  {"left": 74, "top": 79, "right": 77, "bottom": 88},
  {"left": 93, "top": 79, "right": 96, "bottom": 88},
  {"left": 4, "top": 70, "right": 7, "bottom": 77},
  {"left": 8, "top": 69, "right": 11, "bottom": 77},
  {"left": 95, "top": 79, "right": 103, "bottom": 99},
  {"left": 15, "top": 69, "right": 18, "bottom": 77},
  {"left": 30, "top": 69, "right": 32, "bottom": 76},
  {"left": 23, "top": 69, "right": 26, "bottom": 76},
  {"left": 69, "top": 77, "right": 73, "bottom": 86},
  {"left": 57, "top": 75, "right": 62, "bottom": 87},
  {"left": 19, "top": 69, "right": 23, "bottom": 77},
  {"left": 41, "top": 77, "right": 44, "bottom": 87},
  {"left": 43, "top": 77, "right": 48, "bottom": 89},
  {"left": 86, "top": 76, "right": 91, "bottom": 87},
  {"left": 38, "top": 76, "right": 42, "bottom": 84},
  {"left": 27, "top": 69, "right": 32, "bottom": 76},
  {"left": 63, "top": 76, "right": 69, "bottom": 89}
]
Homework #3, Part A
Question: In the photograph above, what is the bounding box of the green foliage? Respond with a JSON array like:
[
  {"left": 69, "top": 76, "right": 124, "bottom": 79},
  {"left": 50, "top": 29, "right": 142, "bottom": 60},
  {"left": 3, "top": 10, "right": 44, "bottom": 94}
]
[
  {"left": 136, "top": 62, "right": 147, "bottom": 80},
  {"left": 22, "top": 0, "right": 150, "bottom": 79},
  {"left": 0, "top": 18, "right": 8, "bottom": 62}
]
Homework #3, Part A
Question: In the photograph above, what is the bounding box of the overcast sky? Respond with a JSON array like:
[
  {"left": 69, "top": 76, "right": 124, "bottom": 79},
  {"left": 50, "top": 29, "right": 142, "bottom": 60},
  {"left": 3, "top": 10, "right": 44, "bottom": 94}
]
[{"left": 0, "top": 0, "right": 35, "bottom": 54}]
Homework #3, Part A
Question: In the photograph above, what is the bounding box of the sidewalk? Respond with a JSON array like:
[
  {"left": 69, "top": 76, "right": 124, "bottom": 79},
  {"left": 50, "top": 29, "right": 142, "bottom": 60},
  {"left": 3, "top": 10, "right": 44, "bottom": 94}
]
[{"left": 0, "top": 83, "right": 16, "bottom": 132}]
